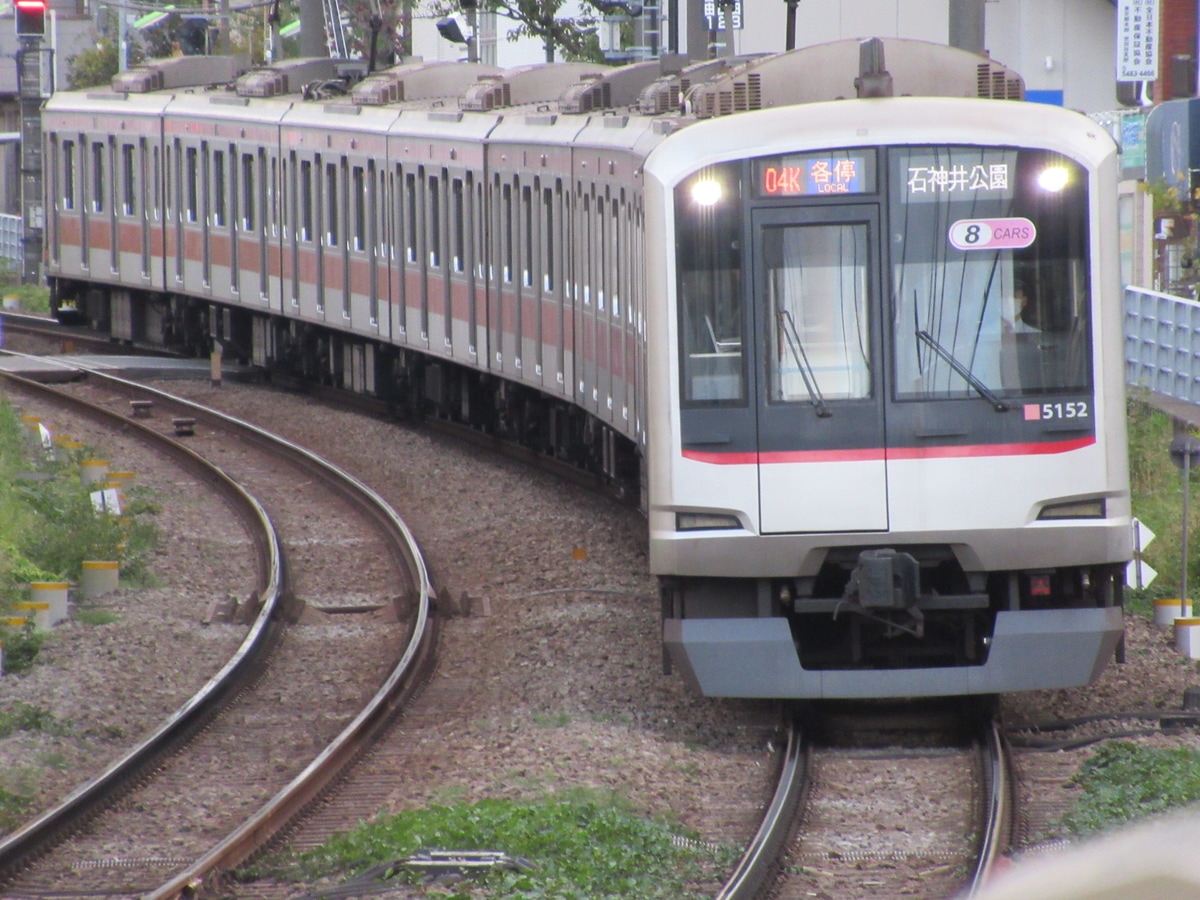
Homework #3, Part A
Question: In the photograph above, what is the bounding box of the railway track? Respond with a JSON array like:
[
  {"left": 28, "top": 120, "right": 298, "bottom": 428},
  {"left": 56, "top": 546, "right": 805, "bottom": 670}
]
[
  {"left": 718, "top": 701, "right": 1012, "bottom": 900},
  {"left": 0, "top": 357, "right": 436, "bottom": 899}
]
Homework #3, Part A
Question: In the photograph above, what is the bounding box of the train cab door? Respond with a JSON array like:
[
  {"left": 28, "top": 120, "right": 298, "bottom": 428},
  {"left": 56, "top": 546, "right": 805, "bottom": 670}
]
[{"left": 751, "top": 205, "right": 888, "bottom": 534}]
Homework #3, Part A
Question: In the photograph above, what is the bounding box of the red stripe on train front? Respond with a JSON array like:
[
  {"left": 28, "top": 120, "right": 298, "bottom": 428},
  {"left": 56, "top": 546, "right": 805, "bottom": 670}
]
[{"left": 682, "top": 435, "right": 1095, "bottom": 465}]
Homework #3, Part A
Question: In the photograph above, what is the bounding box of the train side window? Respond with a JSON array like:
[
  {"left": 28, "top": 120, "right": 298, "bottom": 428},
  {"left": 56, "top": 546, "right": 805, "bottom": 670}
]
[
  {"left": 92, "top": 141, "right": 105, "bottom": 213},
  {"left": 242, "top": 153, "right": 255, "bottom": 231},
  {"left": 214, "top": 150, "right": 226, "bottom": 227},
  {"left": 675, "top": 163, "right": 745, "bottom": 405},
  {"left": 353, "top": 165, "right": 366, "bottom": 253},
  {"left": 62, "top": 140, "right": 75, "bottom": 210},
  {"left": 121, "top": 144, "right": 136, "bottom": 216}
]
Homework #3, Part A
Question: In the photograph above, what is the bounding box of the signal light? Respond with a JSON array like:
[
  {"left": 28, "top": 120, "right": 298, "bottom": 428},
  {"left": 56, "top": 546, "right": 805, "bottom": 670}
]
[{"left": 15, "top": 0, "right": 47, "bottom": 37}]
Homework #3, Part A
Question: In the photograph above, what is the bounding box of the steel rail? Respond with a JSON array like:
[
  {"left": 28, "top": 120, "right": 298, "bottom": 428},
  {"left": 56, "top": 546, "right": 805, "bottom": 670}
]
[
  {"left": 1, "top": 354, "right": 437, "bottom": 896},
  {"left": 713, "top": 713, "right": 806, "bottom": 900},
  {"left": 107, "top": 374, "right": 436, "bottom": 900},
  {"left": 0, "top": 364, "right": 286, "bottom": 885},
  {"left": 966, "top": 718, "right": 1012, "bottom": 896}
]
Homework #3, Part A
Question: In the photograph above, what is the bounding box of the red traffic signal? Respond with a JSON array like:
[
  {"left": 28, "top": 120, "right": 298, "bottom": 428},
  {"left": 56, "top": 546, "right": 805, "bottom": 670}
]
[{"left": 15, "top": 0, "right": 47, "bottom": 37}]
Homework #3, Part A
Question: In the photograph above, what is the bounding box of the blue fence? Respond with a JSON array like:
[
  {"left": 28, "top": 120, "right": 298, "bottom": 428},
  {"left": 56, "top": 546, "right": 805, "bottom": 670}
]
[{"left": 0, "top": 214, "right": 20, "bottom": 271}]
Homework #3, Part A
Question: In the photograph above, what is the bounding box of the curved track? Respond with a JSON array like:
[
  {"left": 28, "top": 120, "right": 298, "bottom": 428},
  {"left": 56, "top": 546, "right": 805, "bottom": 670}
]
[
  {"left": 717, "top": 703, "right": 1012, "bottom": 900},
  {"left": 0, "top": 356, "right": 436, "bottom": 899}
]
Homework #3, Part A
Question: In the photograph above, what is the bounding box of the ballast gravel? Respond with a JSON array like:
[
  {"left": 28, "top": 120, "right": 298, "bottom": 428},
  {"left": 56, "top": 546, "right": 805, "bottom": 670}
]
[{"left": 2, "top": 373, "right": 1200, "bottom": 900}]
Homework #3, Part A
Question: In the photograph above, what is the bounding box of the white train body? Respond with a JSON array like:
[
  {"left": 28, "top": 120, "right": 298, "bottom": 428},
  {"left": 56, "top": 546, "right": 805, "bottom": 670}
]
[{"left": 42, "top": 39, "right": 1131, "bottom": 699}]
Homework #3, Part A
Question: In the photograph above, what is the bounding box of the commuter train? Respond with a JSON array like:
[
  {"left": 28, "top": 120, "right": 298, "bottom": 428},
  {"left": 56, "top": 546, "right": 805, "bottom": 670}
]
[{"left": 41, "top": 37, "right": 1132, "bottom": 699}]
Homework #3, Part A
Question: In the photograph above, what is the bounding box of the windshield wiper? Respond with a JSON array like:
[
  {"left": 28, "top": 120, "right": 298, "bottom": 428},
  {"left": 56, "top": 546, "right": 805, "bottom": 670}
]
[
  {"left": 777, "top": 309, "right": 832, "bottom": 417},
  {"left": 915, "top": 330, "right": 1009, "bottom": 412}
]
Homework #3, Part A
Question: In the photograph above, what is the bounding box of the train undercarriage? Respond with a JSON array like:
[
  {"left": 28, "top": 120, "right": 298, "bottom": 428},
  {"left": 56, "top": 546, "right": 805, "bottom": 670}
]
[{"left": 50, "top": 281, "right": 642, "bottom": 499}]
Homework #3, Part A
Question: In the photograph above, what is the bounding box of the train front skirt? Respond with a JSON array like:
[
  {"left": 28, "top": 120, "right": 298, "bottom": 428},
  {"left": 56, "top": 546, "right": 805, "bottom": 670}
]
[{"left": 663, "top": 607, "right": 1124, "bottom": 698}]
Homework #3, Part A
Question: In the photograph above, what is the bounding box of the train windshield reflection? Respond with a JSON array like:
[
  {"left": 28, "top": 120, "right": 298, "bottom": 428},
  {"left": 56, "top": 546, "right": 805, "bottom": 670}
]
[{"left": 888, "top": 146, "right": 1091, "bottom": 400}]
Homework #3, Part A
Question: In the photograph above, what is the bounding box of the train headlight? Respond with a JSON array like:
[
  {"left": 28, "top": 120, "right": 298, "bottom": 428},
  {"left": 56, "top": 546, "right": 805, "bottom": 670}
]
[
  {"left": 1037, "top": 499, "right": 1106, "bottom": 520},
  {"left": 676, "top": 511, "right": 741, "bottom": 531},
  {"left": 690, "top": 179, "right": 723, "bottom": 207},
  {"left": 1037, "top": 166, "right": 1070, "bottom": 193}
]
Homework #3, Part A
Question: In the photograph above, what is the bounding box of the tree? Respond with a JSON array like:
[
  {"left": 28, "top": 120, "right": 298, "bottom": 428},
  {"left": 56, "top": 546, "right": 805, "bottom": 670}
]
[
  {"left": 435, "top": 0, "right": 604, "bottom": 63},
  {"left": 67, "top": 36, "right": 122, "bottom": 89}
]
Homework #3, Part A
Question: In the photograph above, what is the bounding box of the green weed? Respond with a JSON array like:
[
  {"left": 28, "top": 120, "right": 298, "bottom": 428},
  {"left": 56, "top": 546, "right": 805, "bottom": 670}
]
[
  {"left": 1063, "top": 741, "right": 1200, "bottom": 836},
  {"left": 283, "top": 793, "right": 733, "bottom": 898}
]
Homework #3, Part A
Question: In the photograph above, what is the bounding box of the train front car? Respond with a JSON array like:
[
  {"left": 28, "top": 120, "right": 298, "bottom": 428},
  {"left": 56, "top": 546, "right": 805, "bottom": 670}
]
[{"left": 645, "top": 40, "right": 1131, "bottom": 699}]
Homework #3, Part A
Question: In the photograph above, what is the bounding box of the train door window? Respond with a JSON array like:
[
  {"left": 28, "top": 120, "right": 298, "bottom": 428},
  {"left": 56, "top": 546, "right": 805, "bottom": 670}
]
[
  {"left": 368, "top": 162, "right": 379, "bottom": 324},
  {"left": 581, "top": 191, "right": 591, "bottom": 305},
  {"left": 173, "top": 140, "right": 183, "bottom": 280},
  {"left": 428, "top": 173, "right": 441, "bottom": 269},
  {"left": 522, "top": 184, "right": 533, "bottom": 288},
  {"left": 91, "top": 141, "right": 105, "bottom": 213},
  {"left": 201, "top": 142, "right": 211, "bottom": 284},
  {"left": 228, "top": 146, "right": 237, "bottom": 233},
  {"left": 452, "top": 178, "right": 465, "bottom": 272},
  {"left": 241, "top": 154, "right": 254, "bottom": 231},
  {"left": 353, "top": 165, "right": 366, "bottom": 253},
  {"left": 764, "top": 223, "right": 871, "bottom": 403},
  {"left": 888, "top": 146, "right": 1091, "bottom": 398},
  {"left": 152, "top": 146, "right": 160, "bottom": 220},
  {"left": 185, "top": 146, "right": 198, "bottom": 223},
  {"left": 325, "top": 161, "right": 338, "bottom": 247},
  {"left": 273, "top": 155, "right": 282, "bottom": 238},
  {"left": 139, "top": 139, "right": 150, "bottom": 274},
  {"left": 405, "top": 172, "right": 418, "bottom": 263},
  {"left": 503, "top": 182, "right": 513, "bottom": 283},
  {"left": 229, "top": 145, "right": 239, "bottom": 291},
  {"left": 611, "top": 195, "right": 621, "bottom": 319},
  {"left": 300, "top": 159, "right": 313, "bottom": 241},
  {"left": 675, "top": 163, "right": 745, "bottom": 405},
  {"left": 213, "top": 149, "right": 226, "bottom": 227},
  {"left": 542, "top": 186, "right": 554, "bottom": 293},
  {"left": 121, "top": 144, "right": 136, "bottom": 216},
  {"left": 595, "top": 191, "right": 606, "bottom": 312},
  {"left": 165, "top": 142, "right": 174, "bottom": 219},
  {"left": 62, "top": 140, "right": 75, "bottom": 210}
]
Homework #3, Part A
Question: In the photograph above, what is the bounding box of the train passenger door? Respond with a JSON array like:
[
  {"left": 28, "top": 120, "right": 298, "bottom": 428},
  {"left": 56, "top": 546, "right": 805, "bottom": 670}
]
[{"left": 751, "top": 206, "right": 887, "bottom": 534}]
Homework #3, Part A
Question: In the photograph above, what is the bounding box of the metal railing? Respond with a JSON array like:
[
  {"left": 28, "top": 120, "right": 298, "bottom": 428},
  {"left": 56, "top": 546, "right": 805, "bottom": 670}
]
[
  {"left": 0, "top": 214, "right": 21, "bottom": 271},
  {"left": 1125, "top": 286, "right": 1200, "bottom": 406}
]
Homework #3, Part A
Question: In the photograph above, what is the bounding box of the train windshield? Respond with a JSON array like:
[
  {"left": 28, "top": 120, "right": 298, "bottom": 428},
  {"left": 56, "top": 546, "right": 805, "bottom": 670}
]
[{"left": 888, "top": 146, "right": 1091, "bottom": 400}]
